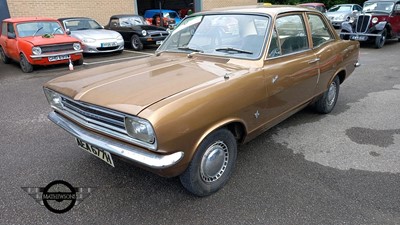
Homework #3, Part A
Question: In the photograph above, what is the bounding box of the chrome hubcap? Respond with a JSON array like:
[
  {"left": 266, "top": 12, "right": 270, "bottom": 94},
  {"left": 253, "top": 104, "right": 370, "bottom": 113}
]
[
  {"left": 327, "top": 82, "right": 337, "bottom": 106},
  {"left": 200, "top": 141, "right": 229, "bottom": 183}
]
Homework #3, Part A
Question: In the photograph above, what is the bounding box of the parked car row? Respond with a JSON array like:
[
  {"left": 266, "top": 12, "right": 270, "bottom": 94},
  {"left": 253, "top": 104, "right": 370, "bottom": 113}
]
[
  {"left": 300, "top": 0, "right": 400, "bottom": 48},
  {"left": 0, "top": 14, "right": 169, "bottom": 72}
]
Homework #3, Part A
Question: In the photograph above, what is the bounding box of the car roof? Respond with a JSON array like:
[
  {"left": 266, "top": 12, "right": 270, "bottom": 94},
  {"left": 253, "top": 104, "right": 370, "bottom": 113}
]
[
  {"left": 299, "top": 3, "right": 326, "bottom": 6},
  {"left": 110, "top": 14, "right": 142, "bottom": 19},
  {"left": 3, "top": 17, "right": 58, "bottom": 23},
  {"left": 59, "top": 17, "right": 93, "bottom": 21},
  {"left": 197, "top": 5, "right": 318, "bottom": 17}
]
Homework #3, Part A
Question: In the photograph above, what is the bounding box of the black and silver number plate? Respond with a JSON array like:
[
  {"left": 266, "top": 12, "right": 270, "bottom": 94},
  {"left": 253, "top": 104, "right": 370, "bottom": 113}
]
[{"left": 76, "top": 138, "right": 115, "bottom": 167}]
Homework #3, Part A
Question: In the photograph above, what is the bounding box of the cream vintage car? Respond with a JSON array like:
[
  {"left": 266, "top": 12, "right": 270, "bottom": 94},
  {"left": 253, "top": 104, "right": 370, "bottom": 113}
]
[{"left": 43, "top": 5, "right": 360, "bottom": 196}]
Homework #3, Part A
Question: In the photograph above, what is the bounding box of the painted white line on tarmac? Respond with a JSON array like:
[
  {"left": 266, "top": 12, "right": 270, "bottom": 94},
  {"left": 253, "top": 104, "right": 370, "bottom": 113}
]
[
  {"left": 83, "top": 55, "right": 149, "bottom": 65},
  {"left": 123, "top": 50, "right": 155, "bottom": 56}
]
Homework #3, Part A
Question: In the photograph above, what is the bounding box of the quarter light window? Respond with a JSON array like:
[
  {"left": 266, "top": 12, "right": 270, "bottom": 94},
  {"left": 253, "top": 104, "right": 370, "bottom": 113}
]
[{"left": 276, "top": 14, "right": 309, "bottom": 55}]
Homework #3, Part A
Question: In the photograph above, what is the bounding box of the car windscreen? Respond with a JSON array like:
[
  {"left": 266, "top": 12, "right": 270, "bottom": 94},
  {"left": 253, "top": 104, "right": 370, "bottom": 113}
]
[
  {"left": 328, "top": 5, "right": 352, "bottom": 12},
  {"left": 363, "top": 1, "right": 394, "bottom": 13},
  {"left": 158, "top": 14, "right": 270, "bottom": 60},
  {"left": 119, "top": 16, "right": 146, "bottom": 27},
  {"left": 16, "top": 21, "right": 64, "bottom": 37},
  {"left": 164, "top": 12, "right": 179, "bottom": 19},
  {"left": 64, "top": 19, "right": 102, "bottom": 31}
]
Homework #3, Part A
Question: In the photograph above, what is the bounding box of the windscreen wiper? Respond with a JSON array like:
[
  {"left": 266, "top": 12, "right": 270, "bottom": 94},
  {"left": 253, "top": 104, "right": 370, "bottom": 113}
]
[
  {"left": 178, "top": 47, "right": 203, "bottom": 53},
  {"left": 33, "top": 27, "right": 43, "bottom": 36},
  {"left": 215, "top": 47, "right": 253, "bottom": 54}
]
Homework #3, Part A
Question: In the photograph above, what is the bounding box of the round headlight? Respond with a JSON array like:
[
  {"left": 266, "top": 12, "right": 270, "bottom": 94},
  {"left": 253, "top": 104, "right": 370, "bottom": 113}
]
[
  {"left": 372, "top": 17, "right": 379, "bottom": 24},
  {"left": 73, "top": 43, "right": 81, "bottom": 50},
  {"left": 142, "top": 30, "right": 147, "bottom": 36},
  {"left": 32, "top": 46, "right": 42, "bottom": 55}
]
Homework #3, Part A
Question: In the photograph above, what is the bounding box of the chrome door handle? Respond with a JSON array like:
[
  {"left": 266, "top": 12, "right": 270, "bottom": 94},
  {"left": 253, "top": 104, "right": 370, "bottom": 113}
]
[{"left": 308, "top": 58, "right": 320, "bottom": 64}]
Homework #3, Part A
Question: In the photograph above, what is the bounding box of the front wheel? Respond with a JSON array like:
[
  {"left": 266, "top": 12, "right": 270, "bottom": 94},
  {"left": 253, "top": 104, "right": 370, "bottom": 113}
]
[
  {"left": 74, "top": 57, "right": 84, "bottom": 66},
  {"left": 313, "top": 76, "right": 340, "bottom": 114},
  {"left": 20, "top": 53, "right": 33, "bottom": 73},
  {"left": 130, "top": 35, "right": 143, "bottom": 51},
  {"left": 375, "top": 28, "right": 387, "bottom": 49},
  {"left": 180, "top": 129, "right": 237, "bottom": 196},
  {"left": 340, "top": 30, "right": 350, "bottom": 40}
]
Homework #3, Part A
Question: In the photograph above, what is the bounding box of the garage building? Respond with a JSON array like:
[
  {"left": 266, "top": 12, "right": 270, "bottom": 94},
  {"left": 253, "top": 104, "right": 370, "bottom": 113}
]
[{"left": 4, "top": 0, "right": 257, "bottom": 25}]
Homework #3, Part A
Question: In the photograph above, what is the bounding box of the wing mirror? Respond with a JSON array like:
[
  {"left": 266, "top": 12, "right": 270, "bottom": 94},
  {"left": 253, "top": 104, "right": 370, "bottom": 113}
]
[{"left": 65, "top": 29, "right": 71, "bottom": 35}]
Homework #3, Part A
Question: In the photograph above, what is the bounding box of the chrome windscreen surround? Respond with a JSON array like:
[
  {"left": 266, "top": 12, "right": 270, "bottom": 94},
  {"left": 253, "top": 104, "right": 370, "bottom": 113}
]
[{"left": 55, "top": 94, "right": 158, "bottom": 151}]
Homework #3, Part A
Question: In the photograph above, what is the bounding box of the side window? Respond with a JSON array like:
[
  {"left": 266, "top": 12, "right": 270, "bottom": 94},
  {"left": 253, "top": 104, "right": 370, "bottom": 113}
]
[
  {"left": 276, "top": 14, "right": 309, "bottom": 55},
  {"left": 308, "top": 14, "right": 334, "bottom": 48},
  {"left": 1, "top": 22, "right": 7, "bottom": 36},
  {"left": 395, "top": 3, "right": 400, "bottom": 11},
  {"left": 109, "top": 19, "right": 119, "bottom": 28},
  {"left": 267, "top": 28, "right": 281, "bottom": 58},
  {"left": 7, "top": 23, "right": 15, "bottom": 35}
]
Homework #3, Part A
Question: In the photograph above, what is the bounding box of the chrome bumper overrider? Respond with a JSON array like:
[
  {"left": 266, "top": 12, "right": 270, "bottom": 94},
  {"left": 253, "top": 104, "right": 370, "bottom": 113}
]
[{"left": 48, "top": 112, "right": 184, "bottom": 169}]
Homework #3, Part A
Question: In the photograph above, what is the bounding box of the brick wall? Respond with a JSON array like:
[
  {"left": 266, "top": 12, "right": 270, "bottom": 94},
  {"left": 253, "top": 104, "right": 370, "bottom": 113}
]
[
  {"left": 7, "top": 0, "right": 258, "bottom": 25},
  {"left": 7, "top": 0, "right": 135, "bottom": 26},
  {"left": 202, "top": 0, "right": 257, "bottom": 10}
]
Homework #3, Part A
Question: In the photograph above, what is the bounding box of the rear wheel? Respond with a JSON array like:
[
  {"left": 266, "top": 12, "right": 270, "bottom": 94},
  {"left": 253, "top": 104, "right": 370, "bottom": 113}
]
[
  {"left": 19, "top": 54, "right": 33, "bottom": 73},
  {"left": 180, "top": 129, "right": 237, "bottom": 196},
  {"left": 375, "top": 28, "right": 387, "bottom": 49},
  {"left": 130, "top": 35, "right": 143, "bottom": 51},
  {"left": 313, "top": 76, "right": 340, "bottom": 114},
  {"left": 0, "top": 47, "right": 11, "bottom": 64}
]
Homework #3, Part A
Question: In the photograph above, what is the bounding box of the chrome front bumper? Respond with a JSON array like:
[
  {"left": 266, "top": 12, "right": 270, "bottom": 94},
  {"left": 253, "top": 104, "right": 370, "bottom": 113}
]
[
  {"left": 30, "top": 50, "right": 83, "bottom": 58},
  {"left": 48, "top": 112, "right": 184, "bottom": 169}
]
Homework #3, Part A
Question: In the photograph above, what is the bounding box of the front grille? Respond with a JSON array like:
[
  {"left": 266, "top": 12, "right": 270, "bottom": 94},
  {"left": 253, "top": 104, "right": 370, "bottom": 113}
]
[
  {"left": 41, "top": 44, "right": 74, "bottom": 53},
  {"left": 356, "top": 15, "right": 371, "bottom": 33},
  {"left": 61, "top": 97, "right": 126, "bottom": 133},
  {"left": 150, "top": 32, "right": 168, "bottom": 38},
  {"left": 96, "top": 46, "right": 119, "bottom": 51}
]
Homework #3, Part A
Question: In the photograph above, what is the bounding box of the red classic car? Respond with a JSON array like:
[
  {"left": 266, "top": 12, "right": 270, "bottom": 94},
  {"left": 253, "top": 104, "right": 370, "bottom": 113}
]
[{"left": 0, "top": 17, "right": 83, "bottom": 73}]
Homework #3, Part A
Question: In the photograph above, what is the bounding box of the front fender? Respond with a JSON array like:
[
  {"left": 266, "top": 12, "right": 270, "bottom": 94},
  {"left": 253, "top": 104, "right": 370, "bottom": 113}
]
[
  {"left": 341, "top": 22, "right": 353, "bottom": 33},
  {"left": 17, "top": 40, "right": 33, "bottom": 62},
  {"left": 374, "top": 21, "right": 387, "bottom": 31}
]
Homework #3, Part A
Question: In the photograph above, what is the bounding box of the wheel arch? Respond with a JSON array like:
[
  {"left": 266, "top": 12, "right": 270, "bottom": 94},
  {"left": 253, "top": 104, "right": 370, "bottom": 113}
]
[{"left": 193, "top": 119, "right": 248, "bottom": 155}]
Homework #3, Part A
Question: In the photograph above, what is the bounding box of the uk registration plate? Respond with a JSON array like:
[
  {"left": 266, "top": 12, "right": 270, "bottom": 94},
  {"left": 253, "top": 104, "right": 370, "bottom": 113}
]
[
  {"left": 351, "top": 35, "right": 367, "bottom": 41},
  {"left": 101, "top": 42, "right": 118, "bottom": 47},
  {"left": 48, "top": 54, "right": 70, "bottom": 62},
  {"left": 76, "top": 138, "right": 115, "bottom": 167}
]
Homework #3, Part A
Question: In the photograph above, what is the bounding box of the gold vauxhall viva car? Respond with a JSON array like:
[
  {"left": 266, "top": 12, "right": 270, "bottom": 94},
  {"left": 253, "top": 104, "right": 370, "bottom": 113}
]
[{"left": 43, "top": 5, "right": 360, "bottom": 196}]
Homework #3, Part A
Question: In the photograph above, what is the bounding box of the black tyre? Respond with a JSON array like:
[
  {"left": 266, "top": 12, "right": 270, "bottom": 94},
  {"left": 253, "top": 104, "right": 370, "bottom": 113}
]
[
  {"left": 375, "top": 28, "right": 387, "bottom": 49},
  {"left": 20, "top": 53, "right": 33, "bottom": 73},
  {"left": 313, "top": 76, "right": 340, "bottom": 114},
  {"left": 74, "top": 57, "right": 84, "bottom": 66},
  {"left": 0, "top": 47, "right": 11, "bottom": 64},
  {"left": 130, "top": 35, "right": 143, "bottom": 51},
  {"left": 180, "top": 129, "right": 237, "bottom": 196}
]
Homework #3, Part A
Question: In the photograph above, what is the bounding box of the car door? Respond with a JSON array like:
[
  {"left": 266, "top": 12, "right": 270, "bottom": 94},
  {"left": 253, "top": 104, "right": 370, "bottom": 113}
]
[
  {"left": 306, "top": 13, "right": 338, "bottom": 95},
  {"left": 4, "top": 22, "right": 18, "bottom": 60},
  {"left": 391, "top": 2, "right": 400, "bottom": 36},
  {"left": 263, "top": 13, "right": 319, "bottom": 120}
]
